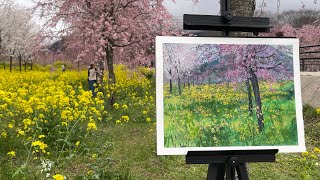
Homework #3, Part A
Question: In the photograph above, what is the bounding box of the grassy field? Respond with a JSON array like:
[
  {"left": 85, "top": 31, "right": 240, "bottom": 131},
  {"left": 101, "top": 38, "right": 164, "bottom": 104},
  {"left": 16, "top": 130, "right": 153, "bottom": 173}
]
[
  {"left": 100, "top": 115, "right": 320, "bottom": 180},
  {"left": 1, "top": 108, "right": 320, "bottom": 179},
  {"left": 96, "top": 114, "right": 320, "bottom": 180}
]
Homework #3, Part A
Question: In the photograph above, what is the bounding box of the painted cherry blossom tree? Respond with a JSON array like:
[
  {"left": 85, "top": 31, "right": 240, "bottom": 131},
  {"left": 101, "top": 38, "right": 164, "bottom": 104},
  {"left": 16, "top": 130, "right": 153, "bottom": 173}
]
[
  {"left": 216, "top": 44, "right": 293, "bottom": 131},
  {"left": 163, "top": 43, "right": 197, "bottom": 94}
]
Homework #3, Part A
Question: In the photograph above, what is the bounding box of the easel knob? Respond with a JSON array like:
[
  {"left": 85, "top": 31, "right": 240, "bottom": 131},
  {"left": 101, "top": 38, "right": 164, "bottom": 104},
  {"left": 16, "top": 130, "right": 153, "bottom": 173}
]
[
  {"left": 224, "top": 11, "right": 233, "bottom": 21},
  {"left": 228, "top": 157, "right": 239, "bottom": 166}
]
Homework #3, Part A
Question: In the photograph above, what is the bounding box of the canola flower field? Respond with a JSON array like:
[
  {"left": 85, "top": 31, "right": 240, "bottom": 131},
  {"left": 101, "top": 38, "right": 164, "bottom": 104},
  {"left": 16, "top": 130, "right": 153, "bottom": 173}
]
[
  {"left": 164, "top": 81, "right": 298, "bottom": 147},
  {"left": 0, "top": 65, "right": 155, "bottom": 179}
]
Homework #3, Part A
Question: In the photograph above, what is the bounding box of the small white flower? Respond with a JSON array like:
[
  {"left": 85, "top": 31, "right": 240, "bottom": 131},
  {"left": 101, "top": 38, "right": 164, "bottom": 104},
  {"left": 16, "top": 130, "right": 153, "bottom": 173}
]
[
  {"left": 46, "top": 173, "right": 51, "bottom": 178},
  {"left": 315, "top": 162, "right": 319, "bottom": 167}
]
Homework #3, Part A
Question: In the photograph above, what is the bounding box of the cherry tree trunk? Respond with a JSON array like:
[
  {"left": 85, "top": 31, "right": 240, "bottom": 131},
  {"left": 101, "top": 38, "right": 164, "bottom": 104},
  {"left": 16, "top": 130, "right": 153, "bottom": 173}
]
[
  {"left": 169, "top": 79, "right": 173, "bottom": 94},
  {"left": 30, "top": 60, "right": 32, "bottom": 70},
  {"left": 19, "top": 54, "right": 22, "bottom": 72},
  {"left": 24, "top": 61, "right": 27, "bottom": 72},
  {"left": 231, "top": 0, "right": 260, "bottom": 129},
  {"left": 10, "top": 56, "right": 12, "bottom": 72},
  {"left": 178, "top": 75, "right": 182, "bottom": 95},
  {"left": 249, "top": 68, "right": 264, "bottom": 132},
  {"left": 230, "top": 0, "right": 255, "bottom": 37},
  {"left": 98, "top": 58, "right": 104, "bottom": 84},
  {"left": 246, "top": 78, "right": 253, "bottom": 116},
  {"left": 230, "top": 0, "right": 255, "bottom": 17},
  {"left": 105, "top": 44, "right": 116, "bottom": 106}
]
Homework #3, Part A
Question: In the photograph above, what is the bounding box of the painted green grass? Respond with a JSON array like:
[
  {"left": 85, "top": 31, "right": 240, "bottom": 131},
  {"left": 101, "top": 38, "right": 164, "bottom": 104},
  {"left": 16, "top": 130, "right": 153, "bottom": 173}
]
[{"left": 164, "top": 81, "right": 298, "bottom": 147}]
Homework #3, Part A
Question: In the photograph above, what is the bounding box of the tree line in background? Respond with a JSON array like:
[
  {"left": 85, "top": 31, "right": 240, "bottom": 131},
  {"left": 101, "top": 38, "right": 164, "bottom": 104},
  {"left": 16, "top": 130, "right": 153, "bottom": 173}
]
[
  {"left": 0, "top": 0, "right": 37, "bottom": 72},
  {"left": 256, "top": 9, "right": 320, "bottom": 28}
]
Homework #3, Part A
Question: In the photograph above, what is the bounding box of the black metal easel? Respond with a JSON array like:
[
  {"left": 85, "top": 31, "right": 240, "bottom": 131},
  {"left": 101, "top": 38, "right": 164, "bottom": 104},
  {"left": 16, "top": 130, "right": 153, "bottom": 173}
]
[
  {"left": 183, "top": 0, "right": 277, "bottom": 179},
  {"left": 186, "top": 150, "right": 278, "bottom": 180}
]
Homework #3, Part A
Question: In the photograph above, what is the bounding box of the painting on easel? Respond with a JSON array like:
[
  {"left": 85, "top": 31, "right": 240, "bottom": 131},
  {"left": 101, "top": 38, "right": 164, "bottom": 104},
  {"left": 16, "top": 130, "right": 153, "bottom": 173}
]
[{"left": 156, "top": 36, "right": 306, "bottom": 155}]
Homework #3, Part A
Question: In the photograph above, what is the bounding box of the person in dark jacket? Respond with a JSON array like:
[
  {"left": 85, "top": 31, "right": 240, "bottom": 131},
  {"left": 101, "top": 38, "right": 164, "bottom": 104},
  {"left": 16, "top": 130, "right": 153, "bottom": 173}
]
[{"left": 88, "top": 63, "right": 97, "bottom": 96}]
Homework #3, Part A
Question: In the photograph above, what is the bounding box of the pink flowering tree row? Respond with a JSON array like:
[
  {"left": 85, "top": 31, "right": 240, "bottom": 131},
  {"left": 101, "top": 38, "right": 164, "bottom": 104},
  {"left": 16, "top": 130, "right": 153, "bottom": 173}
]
[{"left": 35, "top": 0, "right": 181, "bottom": 105}]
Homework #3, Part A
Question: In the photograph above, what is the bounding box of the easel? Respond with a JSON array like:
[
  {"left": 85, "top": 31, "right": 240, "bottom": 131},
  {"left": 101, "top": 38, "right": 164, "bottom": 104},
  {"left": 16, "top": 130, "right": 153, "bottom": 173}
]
[
  {"left": 186, "top": 150, "right": 278, "bottom": 180},
  {"left": 183, "top": 0, "right": 277, "bottom": 179}
]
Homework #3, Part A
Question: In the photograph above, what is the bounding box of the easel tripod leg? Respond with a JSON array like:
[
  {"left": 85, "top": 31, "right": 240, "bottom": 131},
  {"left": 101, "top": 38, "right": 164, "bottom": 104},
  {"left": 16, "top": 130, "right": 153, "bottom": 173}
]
[
  {"left": 225, "top": 165, "right": 236, "bottom": 180},
  {"left": 207, "top": 164, "right": 225, "bottom": 180},
  {"left": 236, "top": 163, "right": 249, "bottom": 180}
]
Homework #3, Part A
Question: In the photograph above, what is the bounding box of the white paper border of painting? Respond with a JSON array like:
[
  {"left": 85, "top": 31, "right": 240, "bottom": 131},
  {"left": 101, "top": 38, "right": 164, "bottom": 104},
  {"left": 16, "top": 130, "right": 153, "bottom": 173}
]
[{"left": 156, "top": 36, "right": 306, "bottom": 155}]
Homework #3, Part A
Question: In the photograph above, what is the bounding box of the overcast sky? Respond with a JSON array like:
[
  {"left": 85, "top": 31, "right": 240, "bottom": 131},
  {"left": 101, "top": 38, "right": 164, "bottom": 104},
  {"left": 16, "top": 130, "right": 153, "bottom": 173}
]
[
  {"left": 164, "top": 0, "right": 320, "bottom": 18},
  {"left": 16, "top": 0, "right": 320, "bottom": 20}
]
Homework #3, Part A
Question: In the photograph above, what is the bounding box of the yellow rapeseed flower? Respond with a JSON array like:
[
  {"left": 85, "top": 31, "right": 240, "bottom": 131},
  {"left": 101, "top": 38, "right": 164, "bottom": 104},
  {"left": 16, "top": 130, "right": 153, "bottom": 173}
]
[
  {"left": 75, "top": 141, "right": 80, "bottom": 147},
  {"left": 92, "top": 153, "right": 97, "bottom": 159},
  {"left": 52, "top": 174, "right": 64, "bottom": 180},
  {"left": 146, "top": 118, "right": 151, "bottom": 122},
  {"left": 32, "top": 140, "right": 48, "bottom": 152},
  {"left": 38, "top": 135, "right": 45, "bottom": 139},
  {"left": 302, "top": 152, "right": 309, "bottom": 157},
  {"left": 87, "top": 122, "right": 97, "bottom": 131},
  {"left": 1, "top": 131, "right": 7, "bottom": 138},
  {"left": 310, "top": 154, "right": 317, "bottom": 159},
  {"left": 121, "top": 116, "right": 129, "bottom": 122},
  {"left": 38, "top": 114, "right": 45, "bottom": 119},
  {"left": 97, "top": 92, "right": 103, "bottom": 97},
  {"left": 116, "top": 120, "right": 121, "bottom": 124},
  {"left": 8, "top": 123, "right": 14, "bottom": 129},
  {"left": 314, "top": 147, "right": 320, "bottom": 153},
  {"left": 17, "top": 129, "right": 25, "bottom": 136},
  {"left": 122, "top": 104, "right": 128, "bottom": 109},
  {"left": 7, "top": 151, "right": 16, "bottom": 157},
  {"left": 113, "top": 103, "right": 119, "bottom": 109},
  {"left": 25, "top": 107, "right": 33, "bottom": 114}
]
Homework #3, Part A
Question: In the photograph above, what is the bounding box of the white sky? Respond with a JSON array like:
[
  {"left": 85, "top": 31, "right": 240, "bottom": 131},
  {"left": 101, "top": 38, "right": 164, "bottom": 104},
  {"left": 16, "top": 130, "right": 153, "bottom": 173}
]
[
  {"left": 164, "top": 0, "right": 320, "bottom": 18},
  {"left": 15, "top": 0, "right": 320, "bottom": 20}
]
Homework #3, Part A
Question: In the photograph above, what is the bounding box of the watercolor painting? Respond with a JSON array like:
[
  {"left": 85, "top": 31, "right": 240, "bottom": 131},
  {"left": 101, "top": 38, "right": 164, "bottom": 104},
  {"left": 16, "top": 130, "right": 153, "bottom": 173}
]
[{"left": 156, "top": 36, "right": 305, "bottom": 155}]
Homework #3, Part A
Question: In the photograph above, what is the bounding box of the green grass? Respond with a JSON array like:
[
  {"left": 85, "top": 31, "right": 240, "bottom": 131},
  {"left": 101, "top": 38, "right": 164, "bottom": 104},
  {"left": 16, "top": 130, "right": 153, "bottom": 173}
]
[{"left": 1, "top": 109, "right": 320, "bottom": 179}]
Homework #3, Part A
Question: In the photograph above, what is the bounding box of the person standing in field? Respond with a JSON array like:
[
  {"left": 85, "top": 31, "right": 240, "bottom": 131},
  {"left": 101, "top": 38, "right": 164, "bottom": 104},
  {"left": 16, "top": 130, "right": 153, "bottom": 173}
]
[
  {"left": 62, "top": 64, "right": 66, "bottom": 72},
  {"left": 88, "top": 63, "right": 97, "bottom": 96}
]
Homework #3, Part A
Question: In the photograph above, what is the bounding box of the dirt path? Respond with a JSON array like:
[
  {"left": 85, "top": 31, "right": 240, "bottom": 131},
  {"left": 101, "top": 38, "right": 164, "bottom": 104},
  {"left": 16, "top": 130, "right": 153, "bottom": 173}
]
[{"left": 300, "top": 72, "right": 320, "bottom": 108}]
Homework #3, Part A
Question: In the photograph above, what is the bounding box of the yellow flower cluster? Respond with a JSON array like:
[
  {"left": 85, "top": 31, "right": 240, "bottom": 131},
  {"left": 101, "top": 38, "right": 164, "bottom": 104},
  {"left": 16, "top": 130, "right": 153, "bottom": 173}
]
[
  {"left": 121, "top": 116, "right": 129, "bottom": 122},
  {"left": 53, "top": 174, "right": 65, "bottom": 180},
  {"left": 0, "top": 65, "right": 155, "bottom": 171},
  {"left": 0, "top": 70, "right": 109, "bottom": 157},
  {"left": 32, "top": 140, "right": 48, "bottom": 153},
  {"left": 7, "top": 151, "right": 16, "bottom": 157},
  {"left": 87, "top": 122, "right": 97, "bottom": 131},
  {"left": 301, "top": 149, "right": 319, "bottom": 160}
]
